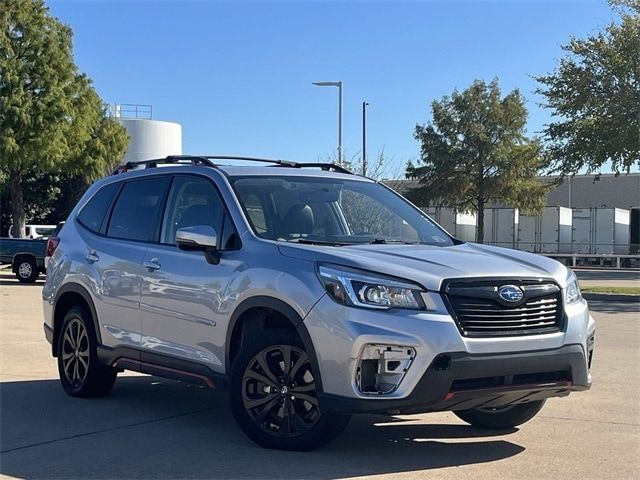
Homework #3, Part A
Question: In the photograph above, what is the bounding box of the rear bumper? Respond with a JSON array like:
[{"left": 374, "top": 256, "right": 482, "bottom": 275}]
[{"left": 318, "top": 344, "right": 590, "bottom": 415}]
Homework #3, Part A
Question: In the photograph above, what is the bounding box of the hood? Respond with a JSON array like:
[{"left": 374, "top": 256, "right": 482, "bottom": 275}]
[{"left": 278, "top": 241, "right": 568, "bottom": 291}]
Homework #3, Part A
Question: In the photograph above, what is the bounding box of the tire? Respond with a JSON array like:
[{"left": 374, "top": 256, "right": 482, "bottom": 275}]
[
  {"left": 15, "top": 257, "right": 39, "bottom": 283},
  {"left": 454, "top": 400, "right": 546, "bottom": 429},
  {"left": 56, "top": 306, "right": 117, "bottom": 397},
  {"left": 230, "top": 330, "right": 351, "bottom": 451}
]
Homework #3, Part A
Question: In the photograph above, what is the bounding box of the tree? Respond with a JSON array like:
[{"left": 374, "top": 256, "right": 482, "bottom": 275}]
[
  {"left": 0, "top": 0, "right": 128, "bottom": 237},
  {"left": 407, "top": 79, "right": 548, "bottom": 243},
  {"left": 536, "top": 0, "right": 640, "bottom": 175}
]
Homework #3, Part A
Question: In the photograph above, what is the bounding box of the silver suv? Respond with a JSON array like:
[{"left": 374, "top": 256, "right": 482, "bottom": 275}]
[{"left": 43, "top": 155, "right": 595, "bottom": 450}]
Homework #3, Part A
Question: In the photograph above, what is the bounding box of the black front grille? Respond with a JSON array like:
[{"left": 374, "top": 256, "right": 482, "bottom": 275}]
[{"left": 444, "top": 279, "right": 563, "bottom": 337}]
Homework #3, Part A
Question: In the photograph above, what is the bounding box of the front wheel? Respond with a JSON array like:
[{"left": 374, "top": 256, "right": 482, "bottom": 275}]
[
  {"left": 454, "top": 400, "right": 546, "bottom": 429},
  {"left": 230, "top": 330, "right": 350, "bottom": 451}
]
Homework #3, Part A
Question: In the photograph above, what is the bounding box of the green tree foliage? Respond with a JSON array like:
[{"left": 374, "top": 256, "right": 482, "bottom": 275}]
[
  {"left": 536, "top": 0, "right": 640, "bottom": 175},
  {"left": 0, "top": 0, "right": 128, "bottom": 237},
  {"left": 0, "top": 170, "right": 91, "bottom": 235},
  {"left": 407, "top": 79, "right": 547, "bottom": 243}
]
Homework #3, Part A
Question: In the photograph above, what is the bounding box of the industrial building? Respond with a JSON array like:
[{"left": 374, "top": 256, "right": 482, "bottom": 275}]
[{"left": 387, "top": 173, "right": 640, "bottom": 257}]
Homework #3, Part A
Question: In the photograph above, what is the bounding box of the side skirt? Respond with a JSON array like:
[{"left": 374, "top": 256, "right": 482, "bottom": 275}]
[{"left": 97, "top": 346, "right": 225, "bottom": 389}]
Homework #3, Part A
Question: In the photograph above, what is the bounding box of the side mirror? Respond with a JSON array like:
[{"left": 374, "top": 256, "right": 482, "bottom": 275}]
[{"left": 175, "top": 226, "right": 219, "bottom": 264}]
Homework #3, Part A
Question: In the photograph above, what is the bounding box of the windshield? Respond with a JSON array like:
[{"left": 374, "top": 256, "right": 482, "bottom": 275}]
[{"left": 230, "top": 176, "right": 454, "bottom": 246}]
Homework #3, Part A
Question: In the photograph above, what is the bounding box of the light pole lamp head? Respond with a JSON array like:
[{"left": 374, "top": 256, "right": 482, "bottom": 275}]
[{"left": 313, "top": 81, "right": 342, "bottom": 87}]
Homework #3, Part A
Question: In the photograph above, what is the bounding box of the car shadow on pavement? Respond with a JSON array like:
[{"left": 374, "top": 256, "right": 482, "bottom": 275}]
[{"left": 1, "top": 375, "right": 524, "bottom": 479}]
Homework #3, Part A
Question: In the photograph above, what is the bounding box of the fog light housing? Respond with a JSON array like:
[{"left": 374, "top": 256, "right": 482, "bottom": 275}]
[{"left": 356, "top": 344, "right": 416, "bottom": 394}]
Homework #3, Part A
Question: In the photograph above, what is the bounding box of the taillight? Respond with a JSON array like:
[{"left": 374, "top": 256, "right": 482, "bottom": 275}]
[{"left": 46, "top": 236, "right": 60, "bottom": 257}]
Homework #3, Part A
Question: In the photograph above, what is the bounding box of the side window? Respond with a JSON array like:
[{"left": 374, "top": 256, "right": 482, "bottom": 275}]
[
  {"left": 77, "top": 182, "right": 120, "bottom": 234},
  {"left": 161, "top": 176, "right": 225, "bottom": 245},
  {"left": 106, "top": 177, "right": 170, "bottom": 242}
]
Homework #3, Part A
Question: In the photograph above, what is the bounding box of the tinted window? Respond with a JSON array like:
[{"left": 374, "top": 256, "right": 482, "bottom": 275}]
[
  {"left": 107, "top": 177, "right": 170, "bottom": 242},
  {"left": 77, "top": 182, "right": 120, "bottom": 234},
  {"left": 160, "top": 176, "right": 225, "bottom": 244}
]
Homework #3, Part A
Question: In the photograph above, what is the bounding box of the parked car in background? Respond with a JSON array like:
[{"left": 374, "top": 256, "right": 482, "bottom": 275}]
[
  {"left": 0, "top": 237, "right": 47, "bottom": 282},
  {"left": 8, "top": 224, "right": 57, "bottom": 239}
]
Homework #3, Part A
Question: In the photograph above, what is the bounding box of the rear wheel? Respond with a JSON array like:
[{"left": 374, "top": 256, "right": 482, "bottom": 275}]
[
  {"left": 15, "top": 257, "right": 39, "bottom": 283},
  {"left": 57, "top": 306, "right": 117, "bottom": 397},
  {"left": 454, "top": 400, "right": 546, "bottom": 429},
  {"left": 230, "top": 330, "right": 350, "bottom": 451}
]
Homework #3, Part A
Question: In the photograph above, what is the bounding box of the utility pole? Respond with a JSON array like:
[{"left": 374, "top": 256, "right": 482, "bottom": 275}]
[{"left": 362, "top": 101, "right": 369, "bottom": 176}]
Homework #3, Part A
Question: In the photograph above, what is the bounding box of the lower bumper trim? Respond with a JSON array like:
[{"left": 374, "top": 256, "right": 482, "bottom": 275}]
[{"left": 319, "top": 344, "right": 590, "bottom": 415}]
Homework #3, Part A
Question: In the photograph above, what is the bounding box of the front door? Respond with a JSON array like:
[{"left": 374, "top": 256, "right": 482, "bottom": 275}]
[{"left": 139, "top": 174, "right": 240, "bottom": 374}]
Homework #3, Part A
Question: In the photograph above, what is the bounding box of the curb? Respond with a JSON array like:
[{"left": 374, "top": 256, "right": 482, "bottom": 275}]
[{"left": 583, "top": 292, "right": 640, "bottom": 303}]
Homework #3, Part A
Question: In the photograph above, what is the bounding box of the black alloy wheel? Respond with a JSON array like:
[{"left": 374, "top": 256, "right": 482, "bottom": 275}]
[
  {"left": 61, "top": 317, "right": 90, "bottom": 387},
  {"left": 242, "top": 344, "right": 320, "bottom": 437},
  {"left": 57, "top": 306, "right": 117, "bottom": 397},
  {"left": 230, "top": 331, "right": 350, "bottom": 450}
]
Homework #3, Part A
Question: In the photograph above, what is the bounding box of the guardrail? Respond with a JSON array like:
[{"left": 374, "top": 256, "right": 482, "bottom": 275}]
[
  {"left": 485, "top": 242, "right": 640, "bottom": 255},
  {"left": 540, "top": 253, "right": 640, "bottom": 269}
]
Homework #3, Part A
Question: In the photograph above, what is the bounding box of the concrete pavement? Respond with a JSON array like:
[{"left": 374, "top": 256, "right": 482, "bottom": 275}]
[{"left": 1, "top": 272, "right": 639, "bottom": 479}]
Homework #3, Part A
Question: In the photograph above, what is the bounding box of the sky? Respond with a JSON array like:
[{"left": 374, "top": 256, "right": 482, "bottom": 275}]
[{"left": 46, "top": 0, "right": 616, "bottom": 173}]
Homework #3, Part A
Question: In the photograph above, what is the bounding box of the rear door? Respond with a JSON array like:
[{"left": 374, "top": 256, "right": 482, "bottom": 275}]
[
  {"left": 92, "top": 176, "right": 170, "bottom": 350},
  {"left": 139, "top": 174, "right": 241, "bottom": 372}
]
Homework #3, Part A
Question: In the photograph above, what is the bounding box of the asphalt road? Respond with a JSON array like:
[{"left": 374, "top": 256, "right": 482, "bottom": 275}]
[
  {"left": 1, "top": 272, "right": 639, "bottom": 479},
  {"left": 575, "top": 268, "right": 640, "bottom": 288}
]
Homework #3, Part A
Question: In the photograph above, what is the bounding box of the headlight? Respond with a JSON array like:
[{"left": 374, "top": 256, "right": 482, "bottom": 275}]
[
  {"left": 317, "top": 264, "right": 426, "bottom": 310},
  {"left": 566, "top": 270, "right": 582, "bottom": 304}
]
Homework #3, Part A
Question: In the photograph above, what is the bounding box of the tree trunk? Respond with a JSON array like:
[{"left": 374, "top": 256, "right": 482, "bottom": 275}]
[
  {"left": 476, "top": 198, "right": 485, "bottom": 243},
  {"left": 9, "top": 171, "right": 26, "bottom": 238}
]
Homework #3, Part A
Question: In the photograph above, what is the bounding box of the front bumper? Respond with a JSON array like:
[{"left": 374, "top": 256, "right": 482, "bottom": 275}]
[
  {"left": 318, "top": 344, "right": 590, "bottom": 414},
  {"left": 304, "top": 294, "right": 594, "bottom": 413}
]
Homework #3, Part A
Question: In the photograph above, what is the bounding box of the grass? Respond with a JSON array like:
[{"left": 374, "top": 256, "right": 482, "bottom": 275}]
[{"left": 581, "top": 286, "right": 640, "bottom": 295}]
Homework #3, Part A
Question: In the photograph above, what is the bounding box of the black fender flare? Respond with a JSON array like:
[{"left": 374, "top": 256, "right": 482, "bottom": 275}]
[
  {"left": 225, "top": 296, "right": 323, "bottom": 392},
  {"left": 52, "top": 283, "right": 102, "bottom": 354}
]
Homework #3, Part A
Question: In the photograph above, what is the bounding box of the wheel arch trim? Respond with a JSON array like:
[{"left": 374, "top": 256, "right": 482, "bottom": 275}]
[
  {"left": 225, "top": 295, "right": 323, "bottom": 392},
  {"left": 52, "top": 282, "right": 102, "bottom": 356}
]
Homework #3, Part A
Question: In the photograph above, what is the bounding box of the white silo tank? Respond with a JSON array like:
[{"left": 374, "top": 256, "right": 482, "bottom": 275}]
[{"left": 118, "top": 118, "right": 182, "bottom": 163}]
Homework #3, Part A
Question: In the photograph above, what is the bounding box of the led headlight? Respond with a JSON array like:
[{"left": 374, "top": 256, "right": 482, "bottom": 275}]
[
  {"left": 317, "top": 264, "right": 426, "bottom": 310},
  {"left": 566, "top": 269, "right": 582, "bottom": 304}
]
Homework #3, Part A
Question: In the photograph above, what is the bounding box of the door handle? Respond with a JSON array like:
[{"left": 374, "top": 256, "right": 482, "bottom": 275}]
[
  {"left": 143, "top": 258, "right": 161, "bottom": 271},
  {"left": 85, "top": 250, "right": 100, "bottom": 263}
]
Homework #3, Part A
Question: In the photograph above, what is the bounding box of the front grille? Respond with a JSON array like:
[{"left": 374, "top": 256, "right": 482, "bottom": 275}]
[{"left": 444, "top": 279, "right": 563, "bottom": 337}]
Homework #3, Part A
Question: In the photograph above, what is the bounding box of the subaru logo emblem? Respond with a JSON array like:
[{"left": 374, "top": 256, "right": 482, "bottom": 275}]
[{"left": 498, "top": 285, "right": 524, "bottom": 303}]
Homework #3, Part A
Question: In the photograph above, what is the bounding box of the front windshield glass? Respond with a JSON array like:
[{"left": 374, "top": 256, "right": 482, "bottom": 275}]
[{"left": 231, "top": 176, "right": 454, "bottom": 246}]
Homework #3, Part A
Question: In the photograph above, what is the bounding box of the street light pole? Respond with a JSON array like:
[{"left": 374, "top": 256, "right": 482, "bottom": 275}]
[
  {"left": 338, "top": 82, "right": 343, "bottom": 166},
  {"left": 313, "top": 81, "right": 343, "bottom": 166},
  {"left": 362, "top": 101, "right": 369, "bottom": 176}
]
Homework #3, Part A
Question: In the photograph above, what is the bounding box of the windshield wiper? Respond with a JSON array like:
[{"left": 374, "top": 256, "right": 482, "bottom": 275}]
[
  {"left": 284, "top": 238, "right": 348, "bottom": 246},
  {"left": 367, "top": 238, "right": 421, "bottom": 245}
]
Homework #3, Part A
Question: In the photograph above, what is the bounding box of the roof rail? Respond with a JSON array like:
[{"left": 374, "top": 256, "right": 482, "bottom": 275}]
[
  {"left": 112, "top": 155, "right": 215, "bottom": 174},
  {"left": 112, "top": 155, "right": 353, "bottom": 175},
  {"left": 285, "top": 162, "right": 353, "bottom": 174}
]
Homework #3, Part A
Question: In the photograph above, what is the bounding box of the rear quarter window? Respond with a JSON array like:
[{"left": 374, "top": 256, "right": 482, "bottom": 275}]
[{"left": 77, "top": 182, "right": 121, "bottom": 234}]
